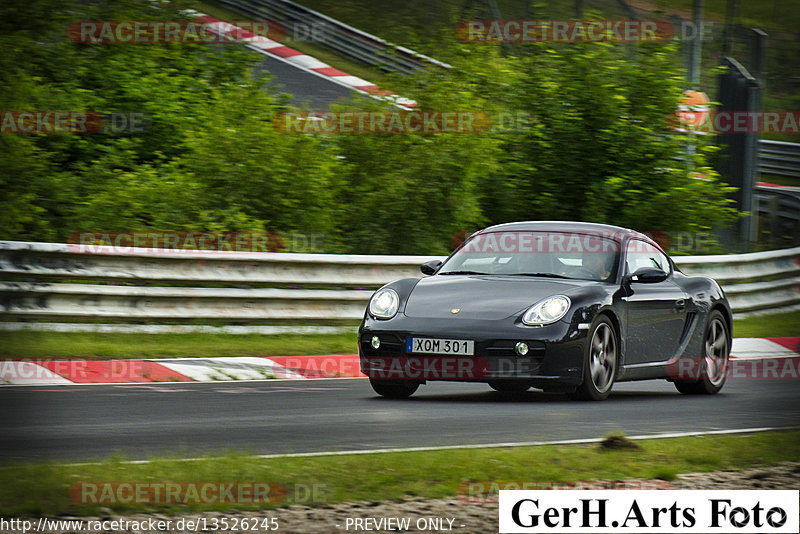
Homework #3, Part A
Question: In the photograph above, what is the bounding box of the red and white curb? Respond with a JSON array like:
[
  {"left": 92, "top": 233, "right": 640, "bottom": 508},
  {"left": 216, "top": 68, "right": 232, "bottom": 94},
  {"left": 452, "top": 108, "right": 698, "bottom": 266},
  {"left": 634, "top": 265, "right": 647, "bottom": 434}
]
[
  {"left": 0, "top": 354, "right": 364, "bottom": 385},
  {"left": 186, "top": 11, "right": 415, "bottom": 110},
  {"left": 732, "top": 337, "right": 799, "bottom": 358},
  {"left": 1, "top": 338, "right": 797, "bottom": 385}
]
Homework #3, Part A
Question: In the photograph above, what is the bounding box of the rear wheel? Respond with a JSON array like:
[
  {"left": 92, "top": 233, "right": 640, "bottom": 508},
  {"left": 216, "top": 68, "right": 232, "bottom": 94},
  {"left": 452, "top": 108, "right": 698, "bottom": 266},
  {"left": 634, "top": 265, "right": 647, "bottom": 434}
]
[
  {"left": 369, "top": 379, "right": 419, "bottom": 399},
  {"left": 674, "top": 310, "right": 729, "bottom": 395},
  {"left": 488, "top": 380, "right": 530, "bottom": 393},
  {"left": 570, "top": 316, "right": 617, "bottom": 401}
]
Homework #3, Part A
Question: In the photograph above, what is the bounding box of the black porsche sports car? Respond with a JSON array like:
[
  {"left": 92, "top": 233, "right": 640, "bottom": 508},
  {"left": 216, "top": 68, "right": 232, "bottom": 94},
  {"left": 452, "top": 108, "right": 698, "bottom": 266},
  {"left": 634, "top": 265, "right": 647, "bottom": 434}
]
[{"left": 359, "top": 221, "right": 732, "bottom": 400}]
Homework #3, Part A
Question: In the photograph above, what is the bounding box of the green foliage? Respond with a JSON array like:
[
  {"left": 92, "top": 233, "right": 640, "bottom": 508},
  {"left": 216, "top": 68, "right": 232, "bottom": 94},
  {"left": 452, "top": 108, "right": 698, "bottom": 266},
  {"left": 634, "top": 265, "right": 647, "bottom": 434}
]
[
  {"left": 0, "top": 0, "right": 341, "bottom": 241},
  {"left": 331, "top": 99, "right": 498, "bottom": 254},
  {"left": 1, "top": 0, "right": 738, "bottom": 254},
  {"left": 397, "top": 39, "right": 738, "bottom": 243},
  {"left": 464, "top": 41, "right": 736, "bottom": 236}
]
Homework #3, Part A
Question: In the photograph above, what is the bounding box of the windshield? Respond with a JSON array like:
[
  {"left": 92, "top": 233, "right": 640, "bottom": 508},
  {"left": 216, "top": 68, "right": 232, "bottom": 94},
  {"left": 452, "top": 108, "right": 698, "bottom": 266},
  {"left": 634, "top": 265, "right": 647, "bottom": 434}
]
[{"left": 438, "top": 231, "right": 621, "bottom": 282}]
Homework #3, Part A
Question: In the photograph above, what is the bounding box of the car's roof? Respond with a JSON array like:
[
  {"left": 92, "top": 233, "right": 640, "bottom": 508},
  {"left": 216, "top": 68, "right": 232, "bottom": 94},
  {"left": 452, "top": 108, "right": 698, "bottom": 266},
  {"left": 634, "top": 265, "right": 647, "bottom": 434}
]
[{"left": 477, "top": 221, "right": 650, "bottom": 243}]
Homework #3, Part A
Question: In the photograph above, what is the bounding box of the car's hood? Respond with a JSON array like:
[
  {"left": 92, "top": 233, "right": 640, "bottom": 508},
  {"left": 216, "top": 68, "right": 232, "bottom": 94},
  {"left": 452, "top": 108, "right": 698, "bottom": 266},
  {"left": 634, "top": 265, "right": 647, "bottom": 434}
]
[{"left": 403, "top": 275, "right": 587, "bottom": 320}]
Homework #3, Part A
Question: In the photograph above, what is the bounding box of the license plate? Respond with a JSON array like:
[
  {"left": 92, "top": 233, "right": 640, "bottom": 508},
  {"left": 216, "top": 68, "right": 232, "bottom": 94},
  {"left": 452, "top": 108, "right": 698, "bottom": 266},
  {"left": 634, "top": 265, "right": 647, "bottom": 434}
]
[{"left": 406, "top": 337, "right": 474, "bottom": 355}]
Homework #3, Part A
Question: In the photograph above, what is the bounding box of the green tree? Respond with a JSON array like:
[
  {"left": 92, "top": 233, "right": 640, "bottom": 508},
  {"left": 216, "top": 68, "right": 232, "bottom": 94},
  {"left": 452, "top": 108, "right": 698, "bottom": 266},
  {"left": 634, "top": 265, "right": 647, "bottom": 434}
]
[
  {"left": 1, "top": 0, "right": 738, "bottom": 255},
  {"left": 0, "top": 0, "right": 341, "bottom": 242},
  {"left": 331, "top": 74, "right": 503, "bottom": 254},
  {"left": 482, "top": 40, "right": 737, "bottom": 237}
]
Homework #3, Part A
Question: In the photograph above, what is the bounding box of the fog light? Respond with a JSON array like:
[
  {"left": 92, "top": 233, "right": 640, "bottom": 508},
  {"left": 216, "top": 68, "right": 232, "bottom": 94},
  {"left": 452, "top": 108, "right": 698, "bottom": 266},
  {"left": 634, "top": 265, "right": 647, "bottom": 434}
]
[
  {"left": 371, "top": 335, "right": 381, "bottom": 349},
  {"left": 515, "top": 342, "right": 529, "bottom": 356}
]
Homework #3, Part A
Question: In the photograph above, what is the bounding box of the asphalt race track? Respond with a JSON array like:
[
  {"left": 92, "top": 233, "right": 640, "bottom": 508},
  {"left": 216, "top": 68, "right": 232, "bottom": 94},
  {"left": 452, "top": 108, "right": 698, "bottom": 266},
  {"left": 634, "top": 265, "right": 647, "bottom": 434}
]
[
  {"left": 1, "top": 377, "right": 798, "bottom": 462},
  {"left": 255, "top": 56, "right": 356, "bottom": 109}
]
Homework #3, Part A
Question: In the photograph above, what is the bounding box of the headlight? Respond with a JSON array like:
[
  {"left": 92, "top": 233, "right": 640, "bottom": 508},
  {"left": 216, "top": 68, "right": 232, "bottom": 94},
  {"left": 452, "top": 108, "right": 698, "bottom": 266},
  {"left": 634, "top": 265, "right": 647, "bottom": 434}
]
[
  {"left": 369, "top": 288, "right": 400, "bottom": 319},
  {"left": 522, "top": 295, "right": 571, "bottom": 325}
]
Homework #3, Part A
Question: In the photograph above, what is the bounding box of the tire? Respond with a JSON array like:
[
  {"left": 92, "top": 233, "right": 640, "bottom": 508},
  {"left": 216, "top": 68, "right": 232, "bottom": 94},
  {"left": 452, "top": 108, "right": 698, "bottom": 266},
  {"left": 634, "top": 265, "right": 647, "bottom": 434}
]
[
  {"left": 369, "top": 379, "right": 419, "bottom": 399},
  {"left": 674, "top": 310, "right": 729, "bottom": 395},
  {"left": 570, "top": 316, "right": 617, "bottom": 401},
  {"left": 488, "top": 380, "right": 530, "bottom": 393}
]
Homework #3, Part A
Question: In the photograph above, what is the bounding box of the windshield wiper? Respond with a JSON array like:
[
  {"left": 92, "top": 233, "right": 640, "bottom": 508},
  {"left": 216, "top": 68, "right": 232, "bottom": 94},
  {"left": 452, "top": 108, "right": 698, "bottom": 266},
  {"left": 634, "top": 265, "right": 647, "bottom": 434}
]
[
  {"left": 514, "top": 272, "right": 573, "bottom": 279},
  {"left": 438, "top": 270, "right": 491, "bottom": 275}
]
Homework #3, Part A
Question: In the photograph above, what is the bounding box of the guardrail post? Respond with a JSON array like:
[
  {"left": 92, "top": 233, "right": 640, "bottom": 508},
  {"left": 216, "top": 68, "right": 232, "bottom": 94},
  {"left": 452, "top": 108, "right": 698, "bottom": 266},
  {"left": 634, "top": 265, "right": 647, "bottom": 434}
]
[{"left": 715, "top": 57, "right": 761, "bottom": 250}]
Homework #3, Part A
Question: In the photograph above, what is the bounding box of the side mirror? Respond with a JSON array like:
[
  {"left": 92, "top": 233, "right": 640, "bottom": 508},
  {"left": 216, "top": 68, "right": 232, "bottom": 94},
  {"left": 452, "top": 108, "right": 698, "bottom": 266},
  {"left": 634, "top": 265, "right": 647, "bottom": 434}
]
[
  {"left": 420, "top": 259, "right": 443, "bottom": 276},
  {"left": 629, "top": 267, "right": 669, "bottom": 284}
]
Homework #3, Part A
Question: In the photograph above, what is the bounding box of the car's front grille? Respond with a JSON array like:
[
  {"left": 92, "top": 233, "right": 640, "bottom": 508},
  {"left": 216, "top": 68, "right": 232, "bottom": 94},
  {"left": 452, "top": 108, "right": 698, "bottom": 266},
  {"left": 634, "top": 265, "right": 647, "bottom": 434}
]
[
  {"left": 361, "top": 333, "right": 547, "bottom": 377},
  {"left": 361, "top": 334, "right": 546, "bottom": 361}
]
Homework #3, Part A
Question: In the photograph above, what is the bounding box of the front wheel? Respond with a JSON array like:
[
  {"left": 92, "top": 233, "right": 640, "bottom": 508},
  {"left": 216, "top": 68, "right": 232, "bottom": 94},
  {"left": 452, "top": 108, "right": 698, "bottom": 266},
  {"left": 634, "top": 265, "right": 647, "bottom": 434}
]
[
  {"left": 369, "top": 379, "right": 419, "bottom": 399},
  {"left": 674, "top": 310, "right": 729, "bottom": 395},
  {"left": 570, "top": 316, "right": 617, "bottom": 401}
]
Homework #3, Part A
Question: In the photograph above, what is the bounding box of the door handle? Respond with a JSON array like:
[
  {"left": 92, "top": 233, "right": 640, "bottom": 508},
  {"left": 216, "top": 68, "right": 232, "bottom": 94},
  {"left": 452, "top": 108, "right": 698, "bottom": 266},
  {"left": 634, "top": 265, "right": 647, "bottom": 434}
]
[{"left": 675, "top": 299, "right": 686, "bottom": 311}]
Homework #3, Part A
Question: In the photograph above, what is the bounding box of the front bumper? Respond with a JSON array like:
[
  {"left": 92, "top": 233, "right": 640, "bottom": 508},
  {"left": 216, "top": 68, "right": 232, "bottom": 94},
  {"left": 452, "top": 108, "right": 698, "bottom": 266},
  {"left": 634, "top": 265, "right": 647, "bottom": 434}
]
[{"left": 358, "top": 315, "right": 587, "bottom": 388}]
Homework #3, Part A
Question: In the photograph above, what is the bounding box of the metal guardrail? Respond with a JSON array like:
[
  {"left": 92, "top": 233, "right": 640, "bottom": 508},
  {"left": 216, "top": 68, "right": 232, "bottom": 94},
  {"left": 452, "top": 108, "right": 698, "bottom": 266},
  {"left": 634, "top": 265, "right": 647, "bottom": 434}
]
[
  {"left": 0, "top": 241, "right": 425, "bottom": 287},
  {"left": 0, "top": 241, "right": 426, "bottom": 324},
  {"left": 754, "top": 140, "right": 800, "bottom": 249},
  {"left": 758, "top": 140, "right": 800, "bottom": 182},
  {"left": 676, "top": 247, "right": 800, "bottom": 314},
  {"left": 755, "top": 184, "right": 800, "bottom": 249},
  {"left": 216, "top": 0, "right": 451, "bottom": 74},
  {"left": 0, "top": 242, "right": 798, "bottom": 328}
]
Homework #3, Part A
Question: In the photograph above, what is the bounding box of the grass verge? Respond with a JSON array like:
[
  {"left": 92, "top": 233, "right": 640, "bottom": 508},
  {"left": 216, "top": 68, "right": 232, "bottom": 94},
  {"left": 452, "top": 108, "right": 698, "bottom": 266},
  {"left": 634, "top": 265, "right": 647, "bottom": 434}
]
[
  {"left": 732, "top": 310, "right": 800, "bottom": 339},
  {"left": 1, "top": 430, "right": 798, "bottom": 516},
  {"left": 0, "top": 332, "right": 357, "bottom": 360},
  {"left": 1, "top": 310, "right": 797, "bottom": 360}
]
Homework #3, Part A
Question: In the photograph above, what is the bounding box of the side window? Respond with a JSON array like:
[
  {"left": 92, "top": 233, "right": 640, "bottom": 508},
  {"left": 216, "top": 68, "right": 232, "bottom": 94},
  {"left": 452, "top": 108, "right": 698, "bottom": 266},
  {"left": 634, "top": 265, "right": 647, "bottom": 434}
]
[{"left": 625, "top": 240, "right": 670, "bottom": 276}]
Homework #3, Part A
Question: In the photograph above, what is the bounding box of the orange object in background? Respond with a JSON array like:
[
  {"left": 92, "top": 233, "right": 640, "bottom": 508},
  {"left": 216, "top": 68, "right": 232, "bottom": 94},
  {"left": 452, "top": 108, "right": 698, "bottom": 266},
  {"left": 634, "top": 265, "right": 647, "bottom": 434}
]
[{"left": 672, "top": 90, "right": 711, "bottom": 133}]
